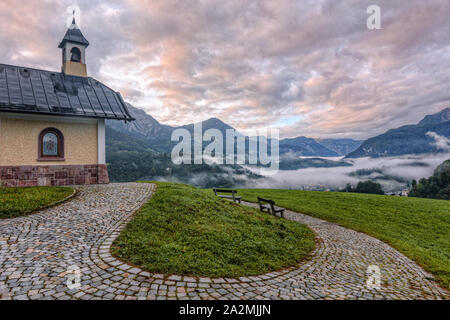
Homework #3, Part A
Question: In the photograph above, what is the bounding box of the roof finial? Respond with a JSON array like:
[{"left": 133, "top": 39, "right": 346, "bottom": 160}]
[{"left": 69, "top": 10, "right": 79, "bottom": 30}]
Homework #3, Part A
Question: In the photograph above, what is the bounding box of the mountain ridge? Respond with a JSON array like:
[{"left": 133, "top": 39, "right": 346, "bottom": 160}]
[
  {"left": 418, "top": 108, "right": 450, "bottom": 126},
  {"left": 316, "top": 138, "right": 364, "bottom": 156},
  {"left": 108, "top": 105, "right": 450, "bottom": 159},
  {"left": 346, "top": 107, "right": 450, "bottom": 158},
  {"left": 107, "top": 105, "right": 353, "bottom": 156},
  {"left": 279, "top": 136, "right": 338, "bottom": 157}
]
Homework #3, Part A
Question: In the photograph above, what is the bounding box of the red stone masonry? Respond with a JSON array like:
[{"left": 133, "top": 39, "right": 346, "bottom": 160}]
[{"left": 0, "top": 164, "right": 109, "bottom": 187}]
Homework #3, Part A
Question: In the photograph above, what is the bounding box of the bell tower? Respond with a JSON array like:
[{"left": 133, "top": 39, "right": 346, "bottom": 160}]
[{"left": 59, "top": 13, "right": 90, "bottom": 77}]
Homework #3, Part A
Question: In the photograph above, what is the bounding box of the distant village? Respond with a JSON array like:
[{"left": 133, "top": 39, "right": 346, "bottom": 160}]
[{"left": 296, "top": 185, "right": 410, "bottom": 197}]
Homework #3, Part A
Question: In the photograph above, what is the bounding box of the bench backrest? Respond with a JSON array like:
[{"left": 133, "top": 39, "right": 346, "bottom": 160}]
[
  {"left": 257, "top": 197, "right": 275, "bottom": 205},
  {"left": 257, "top": 197, "right": 276, "bottom": 213},
  {"left": 213, "top": 188, "right": 237, "bottom": 197}
]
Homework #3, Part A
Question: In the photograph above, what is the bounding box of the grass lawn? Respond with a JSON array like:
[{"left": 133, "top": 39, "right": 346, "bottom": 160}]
[
  {"left": 0, "top": 186, "right": 75, "bottom": 219},
  {"left": 111, "top": 182, "right": 315, "bottom": 278},
  {"left": 237, "top": 189, "right": 450, "bottom": 289}
]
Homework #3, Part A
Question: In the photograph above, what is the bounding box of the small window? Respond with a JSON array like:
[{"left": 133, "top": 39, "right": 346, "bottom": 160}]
[
  {"left": 70, "top": 47, "right": 81, "bottom": 63},
  {"left": 38, "top": 128, "right": 64, "bottom": 161}
]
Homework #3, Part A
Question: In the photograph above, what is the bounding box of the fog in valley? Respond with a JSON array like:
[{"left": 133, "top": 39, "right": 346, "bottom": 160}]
[{"left": 243, "top": 152, "right": 450, "bottom": 192}]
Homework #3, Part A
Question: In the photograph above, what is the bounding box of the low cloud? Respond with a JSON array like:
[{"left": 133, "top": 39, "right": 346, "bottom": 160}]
[
  {"left": 244, "top": 153, "right": 450, "bottom": 192},
  {"left": 427, "top": 131, "right": 450, "bottom": 152}
]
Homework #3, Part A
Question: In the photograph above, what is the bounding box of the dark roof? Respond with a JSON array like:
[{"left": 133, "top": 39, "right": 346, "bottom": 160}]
[
  {"left": 0, "top": 64, "right": 134, "bottom": 122},
  {"left": 58, "top": 21, "right": 90, "bottom": 48}
]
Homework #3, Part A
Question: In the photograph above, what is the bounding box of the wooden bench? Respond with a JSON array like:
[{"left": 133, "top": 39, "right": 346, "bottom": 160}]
[
  {"left": 213, "top": 188, "right": 242, "bottom": 203},
  {"left": 257, "top": 197, "right": 285, "bottom": 218}
]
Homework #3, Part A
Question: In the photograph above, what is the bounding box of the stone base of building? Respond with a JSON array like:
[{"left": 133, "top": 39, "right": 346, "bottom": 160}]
[{"left": 0, "top": 164, "right": 109, "bottom": 187}]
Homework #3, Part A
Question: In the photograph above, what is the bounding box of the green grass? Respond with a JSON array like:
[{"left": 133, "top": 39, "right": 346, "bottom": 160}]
[
  {"left": 111, "top": 182, "right": 315, "bottom": 278},
  {"left": 237, "top": 189, "right": 450, "bottom": 289},
  {"left": 0, "top": 186, "right": 74, "bottom": 219}
]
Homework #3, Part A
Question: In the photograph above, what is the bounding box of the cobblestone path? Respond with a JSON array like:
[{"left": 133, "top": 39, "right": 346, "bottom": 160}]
[{"left": 0, "top": 183, "right": 447, "bottom": 300}]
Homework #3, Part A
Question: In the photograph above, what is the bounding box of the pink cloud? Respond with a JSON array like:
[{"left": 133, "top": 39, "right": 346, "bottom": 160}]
[{"left": 1, "top": 0, "right": 449, "bottom": 138}]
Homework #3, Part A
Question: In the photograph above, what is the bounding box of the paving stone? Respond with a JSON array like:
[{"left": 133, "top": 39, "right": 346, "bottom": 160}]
[
  {"left": 0, "top": 183, "right": 447, "bottom": 301},
  {"left": 183, "top": 277, "right": 197, "bottom": 283}
]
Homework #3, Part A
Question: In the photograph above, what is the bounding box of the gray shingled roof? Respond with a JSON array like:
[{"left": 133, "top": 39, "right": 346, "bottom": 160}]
[
  {"left": 58, "top": 20, "right": 90, "bottom": 48},
  {"left": 0, "top": 64, "right": 134, "bottom": 121}
]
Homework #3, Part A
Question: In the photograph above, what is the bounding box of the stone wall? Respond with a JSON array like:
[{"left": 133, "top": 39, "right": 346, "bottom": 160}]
[{"left": 0, "top": 164, "right": 109, "bottom": 187}]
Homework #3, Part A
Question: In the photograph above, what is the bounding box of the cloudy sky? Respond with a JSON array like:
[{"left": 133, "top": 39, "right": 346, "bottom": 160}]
[{"left": 1, "top": 0, "right": 449, "bottom": 139}]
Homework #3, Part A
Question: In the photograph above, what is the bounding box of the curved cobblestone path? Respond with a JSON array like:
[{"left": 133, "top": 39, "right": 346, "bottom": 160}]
[{"left": 0, "top": 183, "right": 448, "bottom": 300}]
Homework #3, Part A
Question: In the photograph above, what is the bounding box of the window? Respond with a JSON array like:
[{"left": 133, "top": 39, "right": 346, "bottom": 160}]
[
  {"left": 38, "top": 128, "right": 64, "bottom": 161},
  {"left": 43, "top": 132, "right": 58, "bottom": 156},
  {"left": 70, "top": 47, "right": 81, "bottom": 63}
]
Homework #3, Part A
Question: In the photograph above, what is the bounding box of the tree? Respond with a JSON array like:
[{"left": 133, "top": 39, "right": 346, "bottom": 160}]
[
  {"left": 409, "top": 160, "right": 450, "bottom": 200},
  {"left": 355, "top": 181, "right": 384, "bottom": 195},
  {"left": 340, "top": 181, "right": 384, "bottom": 195}
]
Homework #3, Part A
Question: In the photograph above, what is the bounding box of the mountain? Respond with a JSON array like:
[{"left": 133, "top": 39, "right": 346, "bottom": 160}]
[
  {"left": 418, "top": 108, "right": 450, "bottom": 126},
  {"left": 107, "top": 106, "right": 237, "bottom": 153},
  {"left": 279, "top": 137, "right": 338, "bottom": 157},
  {"left": 107, "top": 104, "right": 343, "bottom": 157},
  {"left": 180, "top": 117, "right": 235, "bottom": 135},
  {"left": 106, "top": 126, "right": 158, "bottom": 154},
  {"left": 105, "top": 125, "right": 261, "bottom": 187},
  {"left": 106, "top": 104, "right": 174, "bottom": 151},
  {"left": 316, "top": 139, "right": 363, "bottom": 156},
  {"left": 346, "top": 108, "right": 450, "bottom": 158},
  {"left": 108, "top": 105, "right": 450, "bottom": 160}
]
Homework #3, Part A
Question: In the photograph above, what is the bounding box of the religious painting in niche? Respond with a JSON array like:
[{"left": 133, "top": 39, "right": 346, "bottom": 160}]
[
  {"left": 39, "top": 128, "right": 64, "bottom": 159},
  {"left": 43, "top": 132, "right": 58, "bottom": 156}
]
